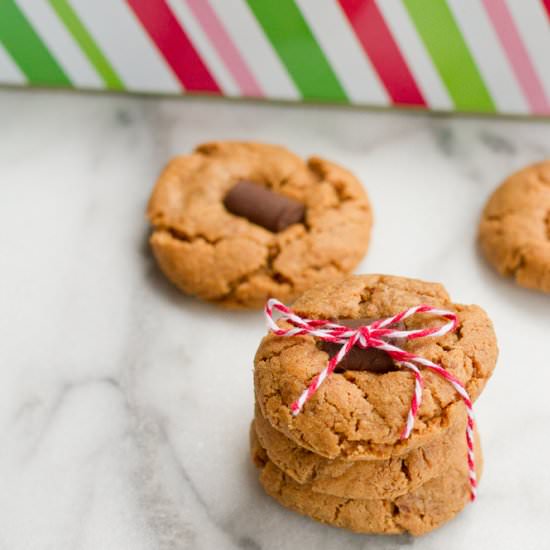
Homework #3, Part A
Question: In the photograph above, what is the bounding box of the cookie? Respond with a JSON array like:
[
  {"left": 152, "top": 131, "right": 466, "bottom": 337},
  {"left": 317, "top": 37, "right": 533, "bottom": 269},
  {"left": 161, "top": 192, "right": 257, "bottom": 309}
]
[
  {"left": 147, "top": 141, "right": 372, "bottom": 308},
  {"left": 251, "top": 428, "right": 483, "bottom": 536},
  {"left": 253, "top": 404, "right": 467, "bottom": 499},
  {"left": 479, "top": 161, "right": 550, "bottom": 293},
  {"left": 254, "top": 274, "right": 497, "bottom": 459}
]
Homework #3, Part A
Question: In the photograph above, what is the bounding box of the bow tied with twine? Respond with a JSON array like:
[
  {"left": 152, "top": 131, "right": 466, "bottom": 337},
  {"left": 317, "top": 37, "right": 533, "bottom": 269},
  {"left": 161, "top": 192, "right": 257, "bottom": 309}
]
[{"left": 264, "top": 298, "right": 477, "bottom": 501}]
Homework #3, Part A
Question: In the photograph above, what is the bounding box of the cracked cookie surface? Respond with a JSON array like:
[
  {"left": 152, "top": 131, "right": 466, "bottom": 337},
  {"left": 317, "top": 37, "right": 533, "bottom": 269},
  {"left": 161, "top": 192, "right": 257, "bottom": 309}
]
[
  {"left": 147, "top": 141, "right": 372, "bottom": 308},
  {"left": 253, "top": 404, "right": 467, "bottom": 500},
  {"left": 479, "top": 160, "right": 550, "bottom": 293},
  {"left": 251, "top": 426, "right": 482, "bottom": 536},
  {"left": 254, "top": 275, "right": 497, "bottom": 460}
]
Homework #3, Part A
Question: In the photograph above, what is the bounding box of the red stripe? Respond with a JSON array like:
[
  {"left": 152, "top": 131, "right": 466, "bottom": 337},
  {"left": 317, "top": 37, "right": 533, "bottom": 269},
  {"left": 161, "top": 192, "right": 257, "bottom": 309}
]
[
  {"left": 338, "top": 0, "right": 425, "bottom": 106},
  {"left": 126, "top": 0, "right": 220, "bottom": 93},
  {"left": 542, "top": 0, "right": 550, "bottom": 20}
]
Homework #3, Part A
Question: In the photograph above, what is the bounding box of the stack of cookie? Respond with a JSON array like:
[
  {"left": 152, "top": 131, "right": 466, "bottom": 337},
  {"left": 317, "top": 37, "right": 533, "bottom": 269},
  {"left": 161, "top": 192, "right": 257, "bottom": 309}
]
[{"left": 251, "top": 275, "right": 498, "bottom": 536}]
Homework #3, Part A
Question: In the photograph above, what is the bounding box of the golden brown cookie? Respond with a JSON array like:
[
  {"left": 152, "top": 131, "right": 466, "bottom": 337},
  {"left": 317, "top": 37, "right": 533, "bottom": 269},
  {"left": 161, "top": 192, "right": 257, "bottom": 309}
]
[
  {"left": 253, "top": 404, "right": 467, "bottom": 499},
  {"left": 479, "top": 161, "right": 550, "bottom": 293},
  {"left": 147, "top": 141, "right": 372, "bottom": 308},
  {"left": 251, "top": 428, "right": 482, "bottom": 537},
  {"left": 254, "top": 274, "right": 497, "bottom": 460}
]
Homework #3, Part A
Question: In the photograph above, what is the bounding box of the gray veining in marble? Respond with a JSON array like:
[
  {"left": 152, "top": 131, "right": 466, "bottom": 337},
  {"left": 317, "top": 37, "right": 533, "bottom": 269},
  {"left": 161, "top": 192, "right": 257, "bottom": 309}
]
[{"left": 0, "top": 88, "right": 549, "bottom": 550}]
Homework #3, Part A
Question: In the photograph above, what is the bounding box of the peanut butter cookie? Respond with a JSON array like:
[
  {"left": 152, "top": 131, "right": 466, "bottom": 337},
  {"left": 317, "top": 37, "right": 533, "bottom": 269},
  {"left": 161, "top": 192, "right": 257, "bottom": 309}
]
[
  {"left": 251, "top": 427, "right": 482, "bottom": 536},
  {"left": 254, "top": 274, "right": 497, "bottom": 460},
  {"left": 253, "top": 404, "right": 467, "bottom": 500},
  {"left": 147, "top": 141, "right": 372, "bottom": 308},
  {"left": 479, "top": 161, "right": 550, "bottom": 293}
]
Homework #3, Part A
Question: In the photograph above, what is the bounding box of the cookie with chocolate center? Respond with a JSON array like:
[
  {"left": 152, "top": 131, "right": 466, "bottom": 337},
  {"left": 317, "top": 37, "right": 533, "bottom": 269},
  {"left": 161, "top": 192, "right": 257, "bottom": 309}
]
[
  {"left": 147, "top": 141, "right": 372, "bottom": 308},
  {"left": 254, "top": 274, "right": 498, "bottom": 460}
]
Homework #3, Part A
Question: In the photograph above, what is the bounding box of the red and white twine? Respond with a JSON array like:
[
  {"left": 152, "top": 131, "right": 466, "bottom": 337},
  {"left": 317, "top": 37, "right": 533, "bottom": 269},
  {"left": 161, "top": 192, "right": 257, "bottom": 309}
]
[{"left": 264, "top": 299, "right": 478, "bottom": 501}]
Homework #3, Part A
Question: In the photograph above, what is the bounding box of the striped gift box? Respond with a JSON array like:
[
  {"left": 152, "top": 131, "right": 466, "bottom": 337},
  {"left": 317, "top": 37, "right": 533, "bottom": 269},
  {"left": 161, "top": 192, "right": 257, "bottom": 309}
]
[{"left": 1, "top": 0, "right": 550, "bottom": 115}]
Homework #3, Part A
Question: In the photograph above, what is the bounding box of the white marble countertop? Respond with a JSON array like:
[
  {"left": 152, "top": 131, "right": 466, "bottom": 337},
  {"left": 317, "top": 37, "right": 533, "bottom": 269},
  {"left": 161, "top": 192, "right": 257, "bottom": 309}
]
[{"left": 0, "top": 88, "right": 549, "bottom": 550}]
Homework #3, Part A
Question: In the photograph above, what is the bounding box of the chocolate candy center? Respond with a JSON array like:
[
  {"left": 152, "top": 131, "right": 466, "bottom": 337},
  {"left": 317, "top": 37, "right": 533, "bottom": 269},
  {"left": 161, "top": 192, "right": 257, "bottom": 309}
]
[
  {"left": 320, "top": 318, "right": 407, "bottom": 374},
  {"left": 223, "top": 180, "right": 305, "bottom": 233}
]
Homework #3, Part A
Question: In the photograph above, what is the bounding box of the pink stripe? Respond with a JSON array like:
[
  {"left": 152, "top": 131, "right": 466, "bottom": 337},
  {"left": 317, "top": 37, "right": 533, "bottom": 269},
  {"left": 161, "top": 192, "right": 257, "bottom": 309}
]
[
  {"left": 483, "top": 0, "right": 550, "bottom": 114},
  {"left": 184, "top": 0, "right": 263, "bottom": 97}
]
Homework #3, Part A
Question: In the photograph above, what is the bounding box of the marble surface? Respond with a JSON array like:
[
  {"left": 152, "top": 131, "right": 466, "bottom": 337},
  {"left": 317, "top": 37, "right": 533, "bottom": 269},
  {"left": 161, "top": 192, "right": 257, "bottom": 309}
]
[{"left": 0, "top": 87, "right": 549, "bottom": 550}]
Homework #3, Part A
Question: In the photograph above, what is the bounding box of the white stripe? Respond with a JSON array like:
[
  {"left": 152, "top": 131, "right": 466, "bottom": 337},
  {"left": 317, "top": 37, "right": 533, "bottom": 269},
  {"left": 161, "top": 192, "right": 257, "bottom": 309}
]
[
  {"left": 295, "top": 0, "right": 388, "bottom": 105},
  {"left": 166, "top": 0, "right": 237, "bottom": 96},
  {"left": 69, "top": 0, "right": 181, "bottom": 93},
  {"left": 377, "top": 0, "right": 452, "bottom": 110},
  {"left": 448, "top": 0, "right": 528, "bottom": 114},
  {"left": 208, "top": 0, "right": 299, "bottom": 100},
  {"left": 0, "top": 44, "right": 26, "bottom": 85},
  {"left": 16, "top": 0, "right": 102, "bottom": 89},
  {"left": 505, "top": 0, "right": 550, "bottom": 100}
]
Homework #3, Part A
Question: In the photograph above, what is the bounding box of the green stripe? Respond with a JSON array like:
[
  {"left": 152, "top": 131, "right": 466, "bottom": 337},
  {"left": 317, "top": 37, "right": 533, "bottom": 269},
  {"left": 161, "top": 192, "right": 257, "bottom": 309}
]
[
  {"left": 246, "top": 0, "right": 347, "bottom": 101},
  {"left": 403, "top": 0, "right": 495, "bottom": 112},
  {"left": 48, "top": 0, "right": 124, "bottom": 90},
  {"left": 0, "top": 0, "right": 70, "bottom": 85}
]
